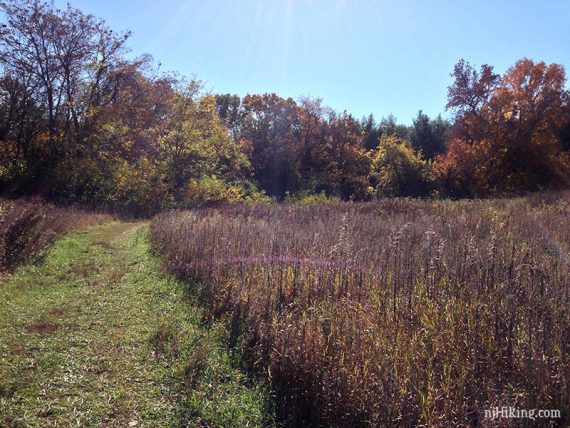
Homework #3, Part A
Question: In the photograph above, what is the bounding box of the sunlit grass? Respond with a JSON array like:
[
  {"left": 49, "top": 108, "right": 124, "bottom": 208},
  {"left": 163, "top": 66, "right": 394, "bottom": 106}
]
[{"left": 0, "top": 222, "right": 273, "bottom": 427}]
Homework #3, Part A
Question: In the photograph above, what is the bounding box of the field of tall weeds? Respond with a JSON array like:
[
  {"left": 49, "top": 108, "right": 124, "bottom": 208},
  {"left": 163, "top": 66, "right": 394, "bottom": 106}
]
[
  {"left": 151, "top": 194, "right": 570, "bottom": 427},
  {"left": 0, "top": 199, "right": 112, "bottom": 271}
]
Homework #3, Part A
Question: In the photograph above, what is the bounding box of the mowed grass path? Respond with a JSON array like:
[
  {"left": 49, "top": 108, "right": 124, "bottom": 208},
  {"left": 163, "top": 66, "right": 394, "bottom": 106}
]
[{"left": 0, "top": 222, "right": 271, "bottom": 427}]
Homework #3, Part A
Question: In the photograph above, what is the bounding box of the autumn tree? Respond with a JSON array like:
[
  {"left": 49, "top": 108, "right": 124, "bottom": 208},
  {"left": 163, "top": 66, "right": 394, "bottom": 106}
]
[
  {"left": 2, "top": 1, "right": 568, "bottom": 210},
  {"left": 160, "top": 92, "right": 250, "bottom": 199},
  {"left": 370, "top": 134, "right": 433, "bottom": 198},
  {"left": 306, "top": 112, "right": 371, "bottom": 200},
  {"left": 486, "top": 59, "right": 569, "bottom": 190},
  {"left": 433, "top": 139, "right": 480, "bottom": 197},
  {"left": 239, "top": 93, "right": 301, "bottom": 198},
  {"left": 0, "top": 75, "right": 43, "bottom": 163},
  {"left": 0, "top": 0, "right": 130, "bottom": 160},
  {"left": 0, "top": 0, "right": 256, "bottom": 213},
  {"left": 214, "top": 93, "right": 243, "bottom": 139},
  {"left": 437, "top": 58, "right": 569, "bottom": 195}
]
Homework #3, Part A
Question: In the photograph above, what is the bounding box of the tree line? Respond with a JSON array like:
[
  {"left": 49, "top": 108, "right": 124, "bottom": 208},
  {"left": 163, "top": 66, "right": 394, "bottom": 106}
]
[{"left": 1, "top": 0, "right": 569, "bottom": 215}]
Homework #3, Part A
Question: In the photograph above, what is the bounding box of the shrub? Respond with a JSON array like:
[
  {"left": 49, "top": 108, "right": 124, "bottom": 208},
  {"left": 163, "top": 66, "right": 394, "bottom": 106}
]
[
  {"left": 285, "top": 191, "right": 341, "bottom": 204},
  {"left": 185, "top": 175, "right": 271, "bottom": 207}
]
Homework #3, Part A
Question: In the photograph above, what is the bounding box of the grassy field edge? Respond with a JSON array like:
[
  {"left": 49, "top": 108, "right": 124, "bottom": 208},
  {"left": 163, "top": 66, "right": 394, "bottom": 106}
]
[{"left": 0, "top": 221, "right": 275, "bottom": 427}]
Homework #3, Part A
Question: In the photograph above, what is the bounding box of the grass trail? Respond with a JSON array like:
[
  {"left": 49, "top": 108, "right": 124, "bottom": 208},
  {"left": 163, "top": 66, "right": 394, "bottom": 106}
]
[{"left": 0, "top": 222, "right": 271, "bottom": 427}]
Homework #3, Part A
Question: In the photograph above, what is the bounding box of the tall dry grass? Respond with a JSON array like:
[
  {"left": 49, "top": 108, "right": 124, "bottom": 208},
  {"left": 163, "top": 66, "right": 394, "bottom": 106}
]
[
  {"left": 0, "top": 199, "right": 112, "bottom": 271},
  {"left": 151, "top": 194, "right": 570, "bottom": 427}
]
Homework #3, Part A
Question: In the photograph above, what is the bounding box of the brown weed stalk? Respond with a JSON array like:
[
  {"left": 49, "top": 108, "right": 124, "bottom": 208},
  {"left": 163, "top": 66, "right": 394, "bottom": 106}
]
[
  {"left": 0, "top": 198, "right": 112, "bottom": 271},
  {"left": 151, "top": 194, "right": 570, "bottom": 427}
]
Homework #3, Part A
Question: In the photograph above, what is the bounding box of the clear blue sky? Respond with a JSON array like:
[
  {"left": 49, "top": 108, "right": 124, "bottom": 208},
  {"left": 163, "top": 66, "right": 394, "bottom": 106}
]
[{"left": 56, "top": 0, "right": 569, "bottom": 124}]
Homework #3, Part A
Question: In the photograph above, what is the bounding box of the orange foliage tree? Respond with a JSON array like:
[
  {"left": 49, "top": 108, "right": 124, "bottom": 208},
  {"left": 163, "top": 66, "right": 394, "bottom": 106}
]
[{"left": 436, "top": 59, "right": 570, "bottom": 197}]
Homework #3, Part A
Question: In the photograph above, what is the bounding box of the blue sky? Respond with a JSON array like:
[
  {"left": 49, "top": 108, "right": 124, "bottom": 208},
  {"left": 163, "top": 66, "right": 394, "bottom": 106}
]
[{"left": 55, "top": 0, "right": 569, "bottom": 124}]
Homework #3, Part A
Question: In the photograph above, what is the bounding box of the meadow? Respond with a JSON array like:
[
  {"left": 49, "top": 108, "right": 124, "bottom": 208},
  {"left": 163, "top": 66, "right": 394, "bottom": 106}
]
[
  {"left": 0, "top": 1, "right": 568, "bottom": 426},
  {"left": 151, "top": 193, "right": 570, "bottom": 427}
]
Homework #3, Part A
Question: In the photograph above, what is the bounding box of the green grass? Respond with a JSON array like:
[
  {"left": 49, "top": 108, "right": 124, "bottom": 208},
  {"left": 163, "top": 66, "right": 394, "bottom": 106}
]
[{"left": 0, "top": 222, "right": 273, "bottom": 427}]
